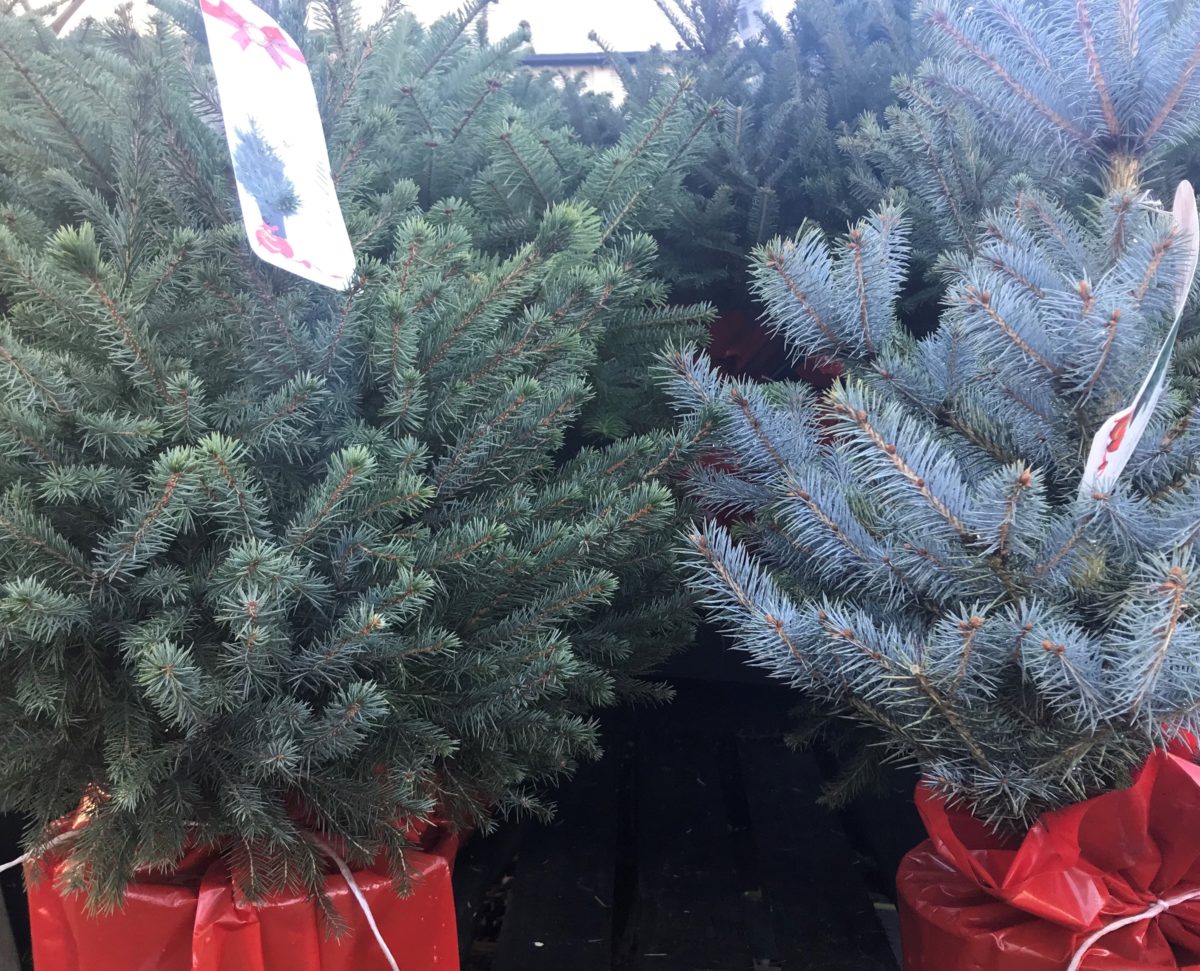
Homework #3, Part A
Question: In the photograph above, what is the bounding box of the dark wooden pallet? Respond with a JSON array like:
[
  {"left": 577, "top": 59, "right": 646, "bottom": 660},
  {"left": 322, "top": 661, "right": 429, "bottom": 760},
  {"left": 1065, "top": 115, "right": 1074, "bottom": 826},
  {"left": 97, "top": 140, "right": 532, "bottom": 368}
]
[{"left": 455, "top": 679, "right": 906, "bottom": 971}]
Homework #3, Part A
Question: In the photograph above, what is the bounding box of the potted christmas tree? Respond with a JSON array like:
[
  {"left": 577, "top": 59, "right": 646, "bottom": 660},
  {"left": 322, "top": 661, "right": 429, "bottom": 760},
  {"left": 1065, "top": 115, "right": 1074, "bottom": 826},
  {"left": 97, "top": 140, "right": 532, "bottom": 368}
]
[
  {"left": 671, "top": 185, "right": 1200, "bottom": 969},
  {"left": 233, "top": 123, "right": 299, "bottom": 252},
  {"left": 667, "top": 0, "right": 1200, "bottom": 967},
  {"left": 0, "top": 2, "right": 711, "bottom": 968}
]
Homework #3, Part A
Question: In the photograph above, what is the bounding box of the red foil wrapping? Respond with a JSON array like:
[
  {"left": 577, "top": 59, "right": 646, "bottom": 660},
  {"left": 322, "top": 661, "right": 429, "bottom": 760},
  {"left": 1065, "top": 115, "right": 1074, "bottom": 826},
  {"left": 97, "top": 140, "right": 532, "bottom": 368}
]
[
  {"left": 898, "top": 748, "right": 1200, "bottom": 970},
  {"left": 27, "top": 828, "right": 460, "bottom": 971}
]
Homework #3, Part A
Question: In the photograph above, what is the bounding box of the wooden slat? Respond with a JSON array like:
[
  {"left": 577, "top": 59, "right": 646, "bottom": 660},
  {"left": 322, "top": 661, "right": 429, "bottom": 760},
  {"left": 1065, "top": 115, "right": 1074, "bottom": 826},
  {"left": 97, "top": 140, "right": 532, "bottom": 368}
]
[
  {"left": 0, "top": 895, "right": 16, "bottom": 971},
  {"left": 0, "top": 813, "right": 28, "bottom": 970},
  {"left": 464, "top": 681, "right": 905, "bottom": 971},
  {"left": 834, "top": 760, "right": 925, "bottom": 902},
  {"left": 628, "top": 717, "right": 754, "bottom": 971},
  {"left": 738, "top": 738, "right": 898, "bottom": 970},
  {"left": 490, "top": 723, "right": 627, "bottom": 971},
  {"left": 453, "top": 820, "right": 526, "bottom": 960}
]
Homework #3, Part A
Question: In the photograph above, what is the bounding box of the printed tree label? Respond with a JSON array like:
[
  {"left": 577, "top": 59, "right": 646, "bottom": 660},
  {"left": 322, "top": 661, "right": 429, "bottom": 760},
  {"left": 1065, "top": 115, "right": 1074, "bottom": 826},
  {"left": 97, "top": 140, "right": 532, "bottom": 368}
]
[
  {"left": 201, "top": 0, "right": 355, "bottom": 289},
  {"left": 736, "top": 0, "right": 765, "bottom": 40},
  {"left": 1078, "top": 181, "right": 1200, "bottom": 499}
]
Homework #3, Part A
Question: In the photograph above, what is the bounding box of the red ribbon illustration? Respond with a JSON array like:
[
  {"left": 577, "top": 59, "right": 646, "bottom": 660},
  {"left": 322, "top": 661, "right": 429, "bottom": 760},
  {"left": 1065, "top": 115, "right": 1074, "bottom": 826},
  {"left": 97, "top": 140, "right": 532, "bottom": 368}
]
[
  {"left": 1096, "top": 410, "right": 1132, "bottom": 473},
  {"left": 254, "top": 223, "right": 348, "bottom": 285},
  {"left": 255, "top": 222, "right": 294, "bottom": 259},
  {"left": 201, "top": 0, "right": 305, "bottom": 69}
]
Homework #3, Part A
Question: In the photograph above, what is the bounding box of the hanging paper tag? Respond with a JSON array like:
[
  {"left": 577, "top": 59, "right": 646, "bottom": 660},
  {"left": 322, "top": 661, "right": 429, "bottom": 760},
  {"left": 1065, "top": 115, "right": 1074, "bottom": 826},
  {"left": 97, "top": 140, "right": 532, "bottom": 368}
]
[
  {"left": 736, "top": 0, "right": 765, "bottom": 41},
  {"left": 1078, "top": 181, "right": 1199, "bottom": 499},
  {"left": 201, "top": 0, "right": 355, "bottom": 289}
]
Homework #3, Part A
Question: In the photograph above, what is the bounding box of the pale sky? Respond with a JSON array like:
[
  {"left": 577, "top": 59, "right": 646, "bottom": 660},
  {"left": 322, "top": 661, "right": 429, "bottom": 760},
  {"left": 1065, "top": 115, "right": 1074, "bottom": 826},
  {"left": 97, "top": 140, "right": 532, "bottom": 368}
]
[
  {"left": 65, "top": 0, "right": 796, "bottom": 52},
  {"left": 399, "top": 0, "right": 795, "bottom": 53}
]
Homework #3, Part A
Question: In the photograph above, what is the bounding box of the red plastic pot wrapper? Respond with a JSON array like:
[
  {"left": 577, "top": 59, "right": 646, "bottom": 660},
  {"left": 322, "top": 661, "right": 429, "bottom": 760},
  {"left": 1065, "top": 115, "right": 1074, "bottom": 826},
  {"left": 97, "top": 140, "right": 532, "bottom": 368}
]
[
  {"left": 27, "top": 827, "right": 460, "bottom": 971},
  {"left": 898, "top": 747, "right": 1200, "bottom": 970}
]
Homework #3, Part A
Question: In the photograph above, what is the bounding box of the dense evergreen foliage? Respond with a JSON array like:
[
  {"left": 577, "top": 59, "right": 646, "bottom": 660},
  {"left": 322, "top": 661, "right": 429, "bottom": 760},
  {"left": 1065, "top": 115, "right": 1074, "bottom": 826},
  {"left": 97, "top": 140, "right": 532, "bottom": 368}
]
[
  {"left": 5, "top": 0, "right": 1200, "bottom": 910},
  {"left": 0, "top": 0, "right": 711, "bottom": 903},
  {"left": 671, "top": 0, "right": 1200, "bottom": 829},
  {"left": 589, "top": 0, "right": 915, "bottom": 301},
  {"left": 844, "top": 0, "right": 1200, "bottom": 264}
]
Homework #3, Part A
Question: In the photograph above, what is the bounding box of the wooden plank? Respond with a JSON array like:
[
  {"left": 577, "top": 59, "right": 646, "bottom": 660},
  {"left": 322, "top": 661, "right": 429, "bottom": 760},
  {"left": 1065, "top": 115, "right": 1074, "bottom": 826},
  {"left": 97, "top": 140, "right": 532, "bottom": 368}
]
[
  {"left": 452, "top": 820, "right": 526, "bottom": 960},
  {"left": 710, "top": 734, "right": 779, "bottom": 969},
  {"left": 628, "top": 716, "right": 755, "bottom": 971},
  {"left": 490, "top": 721, "right": 627, "bottom": 971},
  {"left": 0, "top": 813, "right": 29, "bottom": 970},
  {"left": 833, "top": 759, "right": 925, "bottom": 902},
  {"left": 0, "top": 895, "right": 16, "bottom": 971},
  {"left": 738, "top": 739, "right": 898, "bottom": 970}
]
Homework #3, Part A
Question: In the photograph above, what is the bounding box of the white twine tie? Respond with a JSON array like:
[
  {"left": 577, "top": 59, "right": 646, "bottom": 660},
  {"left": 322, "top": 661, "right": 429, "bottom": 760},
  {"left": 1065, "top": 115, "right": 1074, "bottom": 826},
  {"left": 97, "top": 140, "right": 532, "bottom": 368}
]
[
  {"left": 1067, "top": 888, "right": 1200, "bottom": 971},
  {"left": 310, "top": 835, "right": 402, "bottom": 971},
  {"left": 0, "top": 832, "right": 401, "bottom": 971},
  {"left": 0, "top": 831, "right": 78, "bottom": 875}
]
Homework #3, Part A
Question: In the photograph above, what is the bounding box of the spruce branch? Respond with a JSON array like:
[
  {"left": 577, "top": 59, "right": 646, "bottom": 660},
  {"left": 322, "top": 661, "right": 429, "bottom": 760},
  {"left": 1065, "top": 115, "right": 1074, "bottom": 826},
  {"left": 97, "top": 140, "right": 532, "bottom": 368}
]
[
  {"left": 0, "top": 35, "right": 107, "bottom": 182},
  {"left": 1142, "top": 41, "right": 1200, "bottom": 145},
  {"left": 1072, "top": 0, "right": 1120, "bottom": 138},
  {"left": 414, "top": 0, "right": 492, "bottom": 81},
  {"left": 674, "top": 180, "right": 1200, "bottom": 828},
  {"left": 921, "top": 5, "right": 1091, "bottom": 148}
]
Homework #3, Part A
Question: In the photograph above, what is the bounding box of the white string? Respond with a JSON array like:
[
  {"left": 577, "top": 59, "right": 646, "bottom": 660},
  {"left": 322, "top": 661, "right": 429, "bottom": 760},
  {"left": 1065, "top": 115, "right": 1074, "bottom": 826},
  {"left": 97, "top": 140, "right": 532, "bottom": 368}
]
[
  {"left": 311, "top": 836, "right": 401, "bottom": 971},
  {"left": 0, "top": 825, "right": 403, "bottom": 969},
  {"left": 0, "top": 854, "right": 31, "bottom": 876},
  {"left": 0, "top": 831, "right": 79, "bottom": 875},
  {"left": 1067, "top": 888, "right": 1200, "bottom": 971}
]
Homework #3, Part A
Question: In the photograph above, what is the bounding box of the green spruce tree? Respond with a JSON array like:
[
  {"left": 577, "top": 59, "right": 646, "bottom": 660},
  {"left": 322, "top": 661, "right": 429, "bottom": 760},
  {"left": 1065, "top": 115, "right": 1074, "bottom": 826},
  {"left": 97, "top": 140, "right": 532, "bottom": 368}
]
[
  {"left": 588, "top": 0, "right": 915, "bottom": 304},
  {"left": 307, "top": 0, "right": 721, "bottom": 436},
  {"left": 0, "top": 1, "right": 707, "bottom": 904}
]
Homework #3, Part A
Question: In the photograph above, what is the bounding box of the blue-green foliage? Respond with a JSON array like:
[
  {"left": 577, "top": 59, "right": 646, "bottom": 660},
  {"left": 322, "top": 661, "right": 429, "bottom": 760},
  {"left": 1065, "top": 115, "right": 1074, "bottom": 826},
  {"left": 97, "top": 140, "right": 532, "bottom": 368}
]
[
  {"left": 0, "top": 4, "right": 702, "bottom": 904},
  {"left": 586, "top": 0, "right": 915, "bottom": 295},
  {"left": 845, "top": 0, "right": 1200, "bottom": 274},
  {"left": 919, "top": 0, "right": 1200, "bottom": 173},
  {"left": 667, "top": 189, "right": 1200, "bottom": 828}
]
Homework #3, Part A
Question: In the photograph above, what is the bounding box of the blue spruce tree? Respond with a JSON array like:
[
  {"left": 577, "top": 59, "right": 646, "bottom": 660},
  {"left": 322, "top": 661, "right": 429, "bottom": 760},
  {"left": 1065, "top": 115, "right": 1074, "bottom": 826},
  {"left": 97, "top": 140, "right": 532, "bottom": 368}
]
[
  {"left": 669, "top": 0, "right": 1200, "bottom": 828},
  {"left": 845, "top": 0, "right": 1200, "bottom": 263},
  {"left": 670, "top": 191, "right": 1200, "bottom": 829}
]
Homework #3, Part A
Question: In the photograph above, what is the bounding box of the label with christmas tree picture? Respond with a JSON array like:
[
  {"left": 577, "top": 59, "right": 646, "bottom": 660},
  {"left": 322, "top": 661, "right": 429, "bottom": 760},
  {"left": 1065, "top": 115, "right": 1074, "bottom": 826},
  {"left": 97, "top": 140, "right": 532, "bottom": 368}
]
[{"left": 201, "top": 0, "right": 355, "bottom": 289}]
